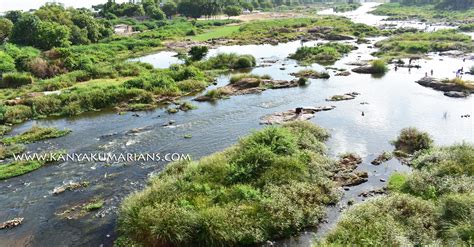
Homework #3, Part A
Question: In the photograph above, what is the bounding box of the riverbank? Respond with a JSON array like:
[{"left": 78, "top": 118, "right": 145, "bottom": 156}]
[{"left": 0, "top": 2, "right": 473, "bottom": 246}]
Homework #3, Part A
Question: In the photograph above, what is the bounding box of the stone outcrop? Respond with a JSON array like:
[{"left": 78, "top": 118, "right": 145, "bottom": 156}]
[
  {"left": 333, "top": 153, "right": 368, "bottom": 186},
  {"left": 371, "top": 152, "right": 393, "bottom": 165},
  {"left": 194, "top": 77, "right": 299, "bottom": 102},
  {"left": 260, "top": 106, "right": 336, "bottom": 125},
  {"left": 326, "top": 92, "right": 359, "bottom": 101},
  {"left": 352, "top": 65, "right": 380, "bottom": 74},
  {"left": 416, "top": 77, "right": 473, "bottom": 97},
  {"left": 0, "top": 218, "right": 23, "bottom": 230}
]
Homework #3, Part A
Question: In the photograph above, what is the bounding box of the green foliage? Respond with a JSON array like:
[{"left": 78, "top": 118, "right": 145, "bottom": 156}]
[
  {"left": 370, "top": 59, "right": 388, "bottom": 74},
  {"left": 333, "top": 3, "right": 361, "bottom": 13},
  {"left": 0, "top": 51, "right": 16, "bottom": 75},
  {"left": 84, "top": 199, "right": 105, "bottom": 211},
  {"left": 1, "top": 72, "right": 33, "bottom": 88},
  {"left": 1, "top": 126, "right": 71, "bottom": 145},
  {"left": 290, "top": 42, "right": 356, "bottom": 65},
  {"left": 0, "top": 143, "right": 25, "bottom": 160},
  {"left": 9, "top": 4, "right": 111, "bottom": 49},
  {"left": 118, "top": 122, "right": 339, "bottom": 246},
  {"left": 195, "top": 53, "right": 256, "bottom": 70},
  {"left": 0, "top": 18, "right": 14, "bottom": 41},
  {"left": 0, "top": 160, "right": 44, "bottom": 180},
  {"left": 188, "top": 46, "right": 209, "bottom": 61},
  {"left": 324, "top": 193, "right": 439, "bottom": 245},
  {"left": 162, "top": 2, "right": 178, "bottom": 18},
  {"left": 224, "top": 6, "right": 243, "bottom": 17},
  {"left": 229, "top": 73, "right": 271, "bottom": 84},
  {"left": 392, "top": 127, "right": 433, "bottom": 154},
  {"left": 375, "top": 29, "right": 473, "bottom": 60},
  {"left": 328, "top": 141, "right": 474, "bottom": 245}
]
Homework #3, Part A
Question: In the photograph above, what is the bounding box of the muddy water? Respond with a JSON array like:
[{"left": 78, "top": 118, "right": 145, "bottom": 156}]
[{"left": 1, "top": 3, "right": 473, "bottom": 247}]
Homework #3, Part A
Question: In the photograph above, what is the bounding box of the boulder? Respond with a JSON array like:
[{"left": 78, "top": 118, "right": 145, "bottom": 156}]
[
  {"left": 416, "top": 77, "right": 473, "bottom": 97},
  {"left": 335, "top": 71, "right": 351, "bottom": 76},
  {"left": 352, "top": 65, "right": 378, "bottom": 74},
  {"left": 325, "top": 33, "right": 354, "bottom": 40},
  {"left": 260, "top": 106, "right": 336, "bottom": 125},
  {"left": 371, "top": 152, "right": 393, "bottom": 165},
  {"left": 0, "top": 218, "right": 24, "bottom": 230},
  {"left": 326, "top": 92, "right": 359, "bottom": 101}
]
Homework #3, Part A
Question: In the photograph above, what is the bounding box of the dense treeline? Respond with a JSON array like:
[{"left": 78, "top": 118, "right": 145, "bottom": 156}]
[
  {"left": 2, "top": 4, "right": 113, "bottom": 50},
  {"left": 391, "top": 0, "right": 474, "bottom": 9},
  {"left": 94, "top": 0, "right": 341, "bottom": 20}
]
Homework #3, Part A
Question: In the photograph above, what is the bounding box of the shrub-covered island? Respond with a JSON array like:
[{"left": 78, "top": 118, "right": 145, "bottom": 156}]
[
  {"left": 117, "top": 121, "right": 341, "bottom": 246},
  {"left": 324, "top": 128, "right": 474, "bottom": 245}
]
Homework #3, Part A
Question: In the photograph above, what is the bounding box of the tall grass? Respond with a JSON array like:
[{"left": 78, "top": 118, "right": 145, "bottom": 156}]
[{"left": 117, "top": 121, "right": 339, "bottom": 246}]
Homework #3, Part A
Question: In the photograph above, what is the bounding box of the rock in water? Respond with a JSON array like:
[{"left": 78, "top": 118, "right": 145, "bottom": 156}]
[
  {"left": 260, "top": 106, "right": 336, "bottom": 125},
  {"left": 0, "top": 218, "right": 24, "bottom": 230}
]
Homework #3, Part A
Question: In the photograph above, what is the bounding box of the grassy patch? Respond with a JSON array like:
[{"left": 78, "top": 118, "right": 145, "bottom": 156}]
[
  {"left": 117, "top": 121, "right": 339, "bottom": 246},
  {"left": 289, "top": 42, "right": 356, "bottom": 65},
  {"left": 325, "top": 131, "right": 474, "bottom": 245},
  {"left": 83, "top": 199, "right": 105, "bottom": 212},
  {"left": 372, "top": 3, "right": 474, "bottom": 23},
  {"left": 2, "top": 126, "right": 71, "bottom": 145},
  {"left": 0, "top": 160, "right": 44, "bottom": 180},
  {"left": 0, "top": 143, "right": 25, "bottom": 160},
  {"left": 191, "top": 25, "right": 241, "bottom": 41},
  {"left": 374, "top": 29, "right": 473, "bottom": 60}
]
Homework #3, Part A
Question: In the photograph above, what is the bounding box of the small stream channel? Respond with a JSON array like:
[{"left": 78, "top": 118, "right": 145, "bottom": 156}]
[{"left": 1, "top": 2, "right": 473, "bottom": 247}]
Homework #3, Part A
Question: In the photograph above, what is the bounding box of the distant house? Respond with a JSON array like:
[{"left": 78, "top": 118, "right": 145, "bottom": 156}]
[{"left": 114, "top": 24, "right": 135, "bottom": 35}]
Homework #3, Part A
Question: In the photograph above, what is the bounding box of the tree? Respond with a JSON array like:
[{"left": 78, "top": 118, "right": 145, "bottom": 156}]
[
  {"left": 188, "top": 46, "right": 209, "bottom": 61},
  {"left": 241, "top": 2, "right": 254, "bottom": 11},
  {"left": 0, "top": 18, "right": 13, "bottom": 42},
  {"left": 161, "top": 1, "right": 177, "bottom": 18},
  {"left": 4, "top": 11, "right": 23, "bottom": 24},
  {"left": 145, "top": 5, "right": 166, "bottom": 20},
  {"left": 223, "top": 6, "right": 242, "bottom": 18},
  {"left": 177, "top": 0, "right": 204, "bottom": 18},
  {"left": 35, "top": 3, "right": 73, "bottom": 26},
  {"left": 35, "top": 21, "right": 71, "bottom": 50},
  {"left": 10, "top": 14, "right": 42, "bottom": 46}
]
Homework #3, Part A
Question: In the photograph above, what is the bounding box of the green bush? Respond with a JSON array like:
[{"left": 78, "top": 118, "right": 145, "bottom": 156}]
[
  {"left": 0, "top": 51, "right": 16, "bottom": 74},
  {"left": 188, "top": 46, "right": 209, "bottom": 61},
  {"left": 324, "top": 193, "right": 439, "bottom": 245},
  {"left": 0, "top": 72, "right": 33, "bottom": 88},
  {"left": 118, "top": 122, "right": 339, "bottom": 246},
  {"left": 392, "top": 127, "right": 433, "bottom": 154},
  {"left": 195, "top": 53, "right": 256, "bottom": 70},
  {"left": 289, "top": 42, "right": 356, "bottom": 65},
  {"left": 370, "top": 59, "right": 388, "bottom": 73}
]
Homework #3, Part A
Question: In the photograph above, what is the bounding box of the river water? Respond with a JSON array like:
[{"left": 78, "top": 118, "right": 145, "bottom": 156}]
[{"left": 1, "top": 2, "right": 473, "bottom": 247}]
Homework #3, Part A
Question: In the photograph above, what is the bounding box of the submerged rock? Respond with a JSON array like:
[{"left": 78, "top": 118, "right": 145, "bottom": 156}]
[
  {"left": 260, "top": 106, "right": 336, "bottom": 125},
  {"left": 0, "top": 218, "right": 24, "bottom": 230}
]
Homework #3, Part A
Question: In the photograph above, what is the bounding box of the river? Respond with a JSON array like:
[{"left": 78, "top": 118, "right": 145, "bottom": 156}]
[{"left": 1, "top": 2, "right": 473, "bottom": 247}]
